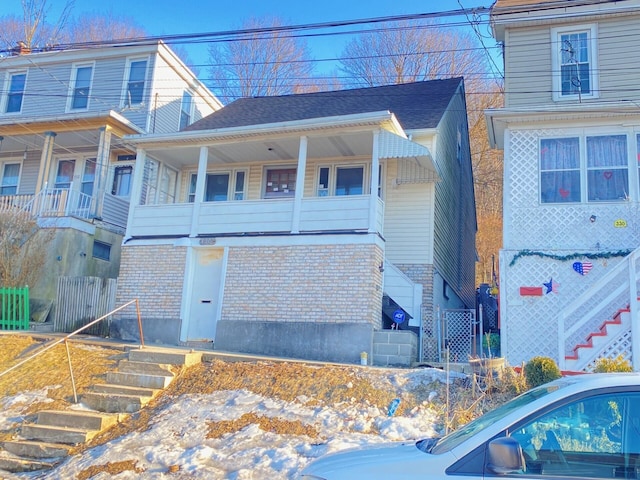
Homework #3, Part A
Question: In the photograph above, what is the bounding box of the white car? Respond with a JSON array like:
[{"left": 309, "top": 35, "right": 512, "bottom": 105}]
[{"left": 299, "top": 373, "right": 640, "bottom": 479}]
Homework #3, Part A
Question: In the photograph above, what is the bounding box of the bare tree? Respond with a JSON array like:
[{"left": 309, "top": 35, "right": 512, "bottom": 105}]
[
  {"left": 208, "top": 17, "right": 316, "bottom": 101},
  {"left": 339, "top": 21, "right": 505, "bottom": 286},
  {"left": 0, "top": 0, "right": 74, "bottom": 51},
  {"left": 0, "top": 208, "right": 53, "bottom": 288},
  {"left": 65, "top": 13, "right": 145, "bottom": 44}
]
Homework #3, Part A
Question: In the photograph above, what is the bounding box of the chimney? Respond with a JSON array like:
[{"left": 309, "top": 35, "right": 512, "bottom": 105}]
[{"left": 16, "top": 41, "right": 31, "bottom": 55}]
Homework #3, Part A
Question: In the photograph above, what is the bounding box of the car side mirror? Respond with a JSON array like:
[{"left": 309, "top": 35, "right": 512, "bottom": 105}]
[{"left": 486, "top": 437, "right": 526, "bottom": 474}]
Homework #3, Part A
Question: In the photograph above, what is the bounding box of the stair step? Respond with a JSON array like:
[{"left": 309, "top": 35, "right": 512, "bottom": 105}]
[
  {"left": 81, "top": 392, "right": 152, "bottom": 413},
  {"left": 117, "top": 360, "right": 174, "bottom": 376},
  {"left": 106, "top": 371, "right": 173, "bottom": 389},
  {"left": 36, "top": 410, "right": 117, "bottom": 431},
  {"left": 21, "top": 423, "right": 96, "bottom": 445},
  {"left": 0, "top": 450, "right": 56, "bottom": 473},
  {"left": 128, "top": 348, "right": 202, "bottom": 366},
  {"left": 92, "top": 383, "right": 158, "bottom": 397},
  {"left": 3, "top": 440, "right": 72, "bottom": 459}
]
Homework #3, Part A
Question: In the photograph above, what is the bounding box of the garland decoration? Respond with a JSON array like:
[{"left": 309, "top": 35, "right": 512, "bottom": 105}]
[{"left": 509, "top": 249, "right": 632, "bottom": 267}]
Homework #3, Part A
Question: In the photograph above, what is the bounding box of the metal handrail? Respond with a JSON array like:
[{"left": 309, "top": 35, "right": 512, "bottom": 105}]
[{"left": 0, "top": 299, "right": 143, "bottom": 403}]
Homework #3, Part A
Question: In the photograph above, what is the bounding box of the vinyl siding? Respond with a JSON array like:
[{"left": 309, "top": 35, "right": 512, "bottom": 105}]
[
  {"left": 504, "top": 12, "right": 640, "bottom": 108},
  {"left": 383, "top": 159, "right": 434, "bottom": 264}
]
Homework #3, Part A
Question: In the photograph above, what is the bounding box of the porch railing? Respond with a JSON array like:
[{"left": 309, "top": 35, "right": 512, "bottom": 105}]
[
  {"left": 24, "top": 185, "right": 94, "bottom": 220},
  {"left": 0, "top": 286, "right": 29, "bottom": 330},
  {"left": 558, "top": 247, "right": 640, "bottom": 370}
]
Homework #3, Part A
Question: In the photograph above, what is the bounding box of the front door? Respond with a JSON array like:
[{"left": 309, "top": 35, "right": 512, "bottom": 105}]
[{"left": 185, "top": 248, "right": 224, "bottom": 342}]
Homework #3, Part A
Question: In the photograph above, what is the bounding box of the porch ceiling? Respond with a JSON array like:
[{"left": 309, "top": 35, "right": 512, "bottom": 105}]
[{"left": 139, "top": 130, "right": 378, "bottom": 168}]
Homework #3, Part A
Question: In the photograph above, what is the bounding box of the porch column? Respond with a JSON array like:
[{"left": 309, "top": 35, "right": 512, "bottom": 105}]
[
  {"left": 369, "top": 130, "right": 380, "bottom": 233},
  {"left": 124, "top": 148, "right": 146, "bottom": 240},
  {"left": 190, "top": 146, "right": 209, "bottom": 238},
  {"left": 94, "top": 126, "right": 113, "bottom": 219},
  {"left": 35, "top": 131, "right": 57, "bottom": 193},
  {"left": 291, "top": 135, "right": 307, "bottom": 234}
]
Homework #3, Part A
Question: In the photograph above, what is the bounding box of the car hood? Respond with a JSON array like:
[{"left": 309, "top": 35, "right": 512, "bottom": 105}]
[{"left": 301, "top": 440, "right": 452, "bottom": 479}]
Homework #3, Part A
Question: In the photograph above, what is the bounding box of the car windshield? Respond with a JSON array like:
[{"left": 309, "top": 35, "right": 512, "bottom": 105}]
[{"left": 429, "top": 382, "right": 560, "bottom": 454}]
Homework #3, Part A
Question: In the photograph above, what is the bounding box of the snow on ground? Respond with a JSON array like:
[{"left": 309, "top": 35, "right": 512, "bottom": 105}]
[{"left": 0, "top": 367, "right": 464, "bottom": 479}]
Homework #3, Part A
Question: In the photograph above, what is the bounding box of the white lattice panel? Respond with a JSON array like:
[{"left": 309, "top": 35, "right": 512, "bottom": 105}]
[
  {"left": 506, "top": 130, "right": 640, "bottom": 251},
  {"left": 584, "top": 330, "right": 633, "bottom": 372}
]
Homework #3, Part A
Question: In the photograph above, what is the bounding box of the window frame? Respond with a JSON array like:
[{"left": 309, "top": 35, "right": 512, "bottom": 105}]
[
  {"left": 188, "top": 169, "right": 247, "bottom": 203},
  {"left": 315, "top": 163, "right": 368, "bottom": 197},
  {"left": 3, "top": 70, "right": 27, "bottom": 114},
  {"left": 539, "top": 133, "right": 631, "bottom": 204},
  {"left": 92, "top": 240, "right": 111, "bottom": 262},
  {"left": 122, "top": 57, "right": 149, "bottom": 107},
  {"left": 67, "top": 62, "right": 94, "bottom": 111},
  {"left": 263, "top": 166, "right": 297, "bottom": 199},
  {"left": 0, "top": 160, "right": 22, "bottom": 195},
  {"left": 551, "top": 24, "right": 599, "bottom": 102},
  {"left": 179, "top": 90, "right": 194, "bottom": 130}
]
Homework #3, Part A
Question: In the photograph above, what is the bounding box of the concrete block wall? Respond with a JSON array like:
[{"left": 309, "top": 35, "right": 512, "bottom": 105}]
[
  {"left": 373, "top": 330, "right": 418, "bottom": 367},
  {"left": 222, "top": 243, "right": 384, "bottom": 328}
]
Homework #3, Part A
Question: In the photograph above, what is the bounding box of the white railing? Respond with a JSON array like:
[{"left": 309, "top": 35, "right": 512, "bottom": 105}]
[
  {"left": 128, "top": 195, "right": 383, "bottom": 238},
  {"left": 23, "top": 185, "right": 94, "bottom": 220},
  {"left": 558, "top": 247, "right": 640, "bottom": 370}
]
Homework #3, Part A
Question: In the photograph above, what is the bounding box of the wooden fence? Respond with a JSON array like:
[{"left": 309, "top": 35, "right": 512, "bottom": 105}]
[
  {"left": 55, "top": 277, "right": 117, "bottom": 336},
  {"left": 0, "top": 286, "right": 30, "bottom": 330}
]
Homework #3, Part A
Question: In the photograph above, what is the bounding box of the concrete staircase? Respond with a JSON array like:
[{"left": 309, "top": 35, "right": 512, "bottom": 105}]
[{"left": 0, "top": 346, "right": 202, "bottom": 474}]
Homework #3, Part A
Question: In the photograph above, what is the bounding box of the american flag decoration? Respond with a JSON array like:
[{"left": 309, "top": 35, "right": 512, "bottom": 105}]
[
  {"left": 573, "top": 261, "right": 593, "bottom": 275},
  {"left": 544, "top": 278, "right": 559, "bottom": 294}
]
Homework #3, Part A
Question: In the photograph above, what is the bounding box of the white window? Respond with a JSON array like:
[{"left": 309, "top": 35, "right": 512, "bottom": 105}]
[
  {"left": 112, "top": 165, "right": 133, "bottom": 197},
  {"left": 0, "top": 163, "right": 20, "bottom": 195},
  {"left": 4, "top": 71, "right": 27, "bottom": 113},
  {"left": 316, "top": 165, "right": 366, "bottom": 197},
  {"left": 540, "top": 134, "right": 629, "bottom": 203},
  {"left": 179, "top": 91, "right": 193, "bottom": 129},
  {"left": 81, "top": 158, "right": 96, "bottom": 196},
  {"left": 68, "top": 63, "right": 93, "bottom": 110},
  {"left": 188, "top": 170, "right": 246, "bottom": 202},
  {"left": 551, "top": 25, "right": 598, "bottom": 101},
  {"left": 123, "top": 58, "right": 148, "bottom": 106}
]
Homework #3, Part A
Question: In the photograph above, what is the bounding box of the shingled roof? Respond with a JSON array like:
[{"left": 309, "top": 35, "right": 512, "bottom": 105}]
[{"left": 185, "top": 77, "right": 463, "bottom": 133}]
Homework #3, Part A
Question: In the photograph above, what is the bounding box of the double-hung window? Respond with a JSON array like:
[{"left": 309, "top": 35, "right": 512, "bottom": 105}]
[
  {"left": 69, "top": 64, "right": 93, "bottom": 110},
  {"left": 5, "top": 71, "right": 27, "bottom": 113},
  {"left": 540, "top": 134, "right": 629, "bottom": 203},
  {"left": 124, "top": 58, "right": 148, "bottom": 106},
  {"left": 179, "top": 91, "right": 193, "bottom": 129},
  {"left": 551, "top": 25, "right": 598, "bottom": 101},
  {"left": 316, "top": 165, "right": 365, "bottom": 196},
  {"left": 188, "top": 171, "right": 246, "bottom": 202},
  {"left": 0, "top": 163, "right": 20, "bottom": 195}
]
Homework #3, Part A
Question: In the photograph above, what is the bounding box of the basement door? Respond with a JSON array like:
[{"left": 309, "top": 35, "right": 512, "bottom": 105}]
[{"left": 185, "top": 248, "right": 224, "bottom": 342}]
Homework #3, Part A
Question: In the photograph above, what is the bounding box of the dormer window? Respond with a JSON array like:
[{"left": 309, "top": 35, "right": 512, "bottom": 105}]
[{"left": 551, "top": 24, "right": 598, "bottom": 101}]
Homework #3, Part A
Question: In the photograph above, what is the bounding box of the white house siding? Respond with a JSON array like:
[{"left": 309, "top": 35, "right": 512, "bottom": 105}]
[
  {"left": 147, "top": 54, "right": 191, "bottom": 134},
  {"left": 17, "top": 151, "right": 39, "bottom": 193},
  {"left": 383, "top": 159, "right": 434, "bottom": 265},
  {"left": 89, "top": 56, "right": 128, "bottom": 112},
  {"left": 16, "top": 63, "right": 71, "bottom": 116},
  {"left": 503, "top": 27, "right": 551, "bottom": 108},
  {"left": 503, "top": 13, "right": 640, "bottom": 109},
  {"left": 501, "top": 128, "right": 640, "bottom": 366}
]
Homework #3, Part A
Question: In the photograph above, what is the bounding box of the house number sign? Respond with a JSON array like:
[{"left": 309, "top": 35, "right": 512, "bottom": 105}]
[{"left": 614, "top": 219, "right": 627, "bottom": 228}]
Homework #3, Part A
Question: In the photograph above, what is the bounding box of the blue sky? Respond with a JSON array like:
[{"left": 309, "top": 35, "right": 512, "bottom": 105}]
[{"left": 0, "top": 0, "right": 498, "bottom": 76}]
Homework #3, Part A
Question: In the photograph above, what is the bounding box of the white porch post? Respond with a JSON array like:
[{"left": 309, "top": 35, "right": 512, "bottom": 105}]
[
  {"left": 124, "top": 148, "right": 146, "bottom": 240},
  {"left": 369, "top": 130, "right": 380, "bottom": 233},
  {"left": 94, "top": 126, "right": 112, "bottom": 219},
  {"left": 291, "top": 135, "right": 307, "bottom": 234},
  {"left": 35, "top": 131, "right": 57, "bottom": 193},
  {"left": 630, "top": 250, "right": 640, "bottom": 371},
  {"left": 190, "top": 146, "right": 209, "bottom": 238}
]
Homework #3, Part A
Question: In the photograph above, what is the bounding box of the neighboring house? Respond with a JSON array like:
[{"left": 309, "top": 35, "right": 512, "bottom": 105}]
[
  {"left": 0, "top": 41, "right": 221, "bottom": 319},
  {"left": 115, "top": 78, "right": 477, "bottom": 366},
  {"left": 486, "top": 0, "right": 640, "bottom": 370}
]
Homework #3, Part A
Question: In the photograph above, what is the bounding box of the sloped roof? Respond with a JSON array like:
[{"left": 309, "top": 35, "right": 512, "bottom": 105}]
[{"left": 185, "top": 78, "right": 463, "bottom": 133}]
